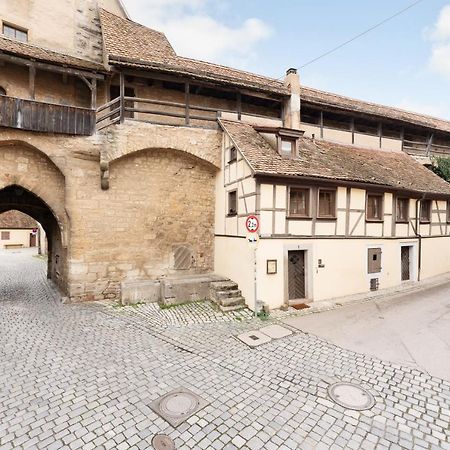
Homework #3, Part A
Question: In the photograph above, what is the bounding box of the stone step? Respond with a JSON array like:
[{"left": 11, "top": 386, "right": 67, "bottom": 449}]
[
  {"left": 219, "top": 304, "right": 246, "bottom": 312},
  {"left": 215, "top": 289, "right": 242, "bottom": 300},
  {"left": 220, "top": 296, "right": 246, "bottom": 308},
  {"left": 210, "top": 281, "right": 238, "bottom": 291}
]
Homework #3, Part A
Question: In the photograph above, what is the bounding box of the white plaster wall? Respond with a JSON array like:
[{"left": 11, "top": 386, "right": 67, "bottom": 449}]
[{"left": 0, "top": 229, "right": 33, "bottom": 248}]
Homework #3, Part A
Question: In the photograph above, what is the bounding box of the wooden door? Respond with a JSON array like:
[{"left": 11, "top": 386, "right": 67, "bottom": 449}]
[
  {"left": 401, "top": 246, "right": 410, "bottom": 281},
  {"left": 288, "top": 250, "right": 306, "bottom": 300},
  {"left": 29, "top": 233, "right": 37, "bottom": 247}
]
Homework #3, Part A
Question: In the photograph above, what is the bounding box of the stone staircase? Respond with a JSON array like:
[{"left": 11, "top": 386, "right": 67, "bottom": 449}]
[{"left": 210, "top": 280, "right": 246, "bottom": 312}]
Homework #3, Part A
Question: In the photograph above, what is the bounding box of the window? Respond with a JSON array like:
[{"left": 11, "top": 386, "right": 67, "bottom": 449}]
[
  {"left": 227, "top": 190, "right": 237, "bottom": 216},
  {"left": 280, "top": 138, "right": 295, "bottom": 157},
  {"left": 289, "top": 188, "right": 310, "bottom": 218},
  {"left": 366, "top": 193, "right": 383, "bottom": 221},
  {"left": 447, "top": 201, "right": 450, "bottom": 223},
  {"left": 0, "top": 86, "right": 5, "bottom": 96},
  {"left": 396, "top": 198, "right": 409, "bottom": 223},
  {"left": 318, "top": 189, "right": 336, "bottom": 219},
  {"left": 420, "top": 199, "right": 431, "bottom": 223},
  {"left": 228, "top": 146, "right": 237, "bottom": 163},
  {"left": 2, "top": 23, "right": 28, "bottom": 42},
  {"left": 1, "top": 231, "right": 10, "bottom": 240}
]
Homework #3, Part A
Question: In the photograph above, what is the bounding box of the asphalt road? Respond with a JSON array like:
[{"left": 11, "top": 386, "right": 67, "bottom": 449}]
[{"left": 284, "top": 282, "right": 450, "bottom": 381}]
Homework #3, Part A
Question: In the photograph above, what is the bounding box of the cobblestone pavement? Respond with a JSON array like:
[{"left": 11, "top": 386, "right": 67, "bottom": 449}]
[{"left": 1, "top": 250, "right": 450, "bottom": 450}]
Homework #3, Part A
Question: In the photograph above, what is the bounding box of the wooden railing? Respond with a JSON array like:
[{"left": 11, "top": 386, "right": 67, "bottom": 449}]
[
  {"left": 96, "top": 95, "right": 279, "bottom": 131},
  {"left": 403, "top": 139, "right": 450, "bottom": 158},
  {"left": 0, "top": 95, "right": 95, "bottom": 135}
]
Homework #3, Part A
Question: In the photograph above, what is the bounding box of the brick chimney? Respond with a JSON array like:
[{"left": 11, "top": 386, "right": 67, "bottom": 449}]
[{"left": 283, "top": 68, "right": 301, "bottom": 130}]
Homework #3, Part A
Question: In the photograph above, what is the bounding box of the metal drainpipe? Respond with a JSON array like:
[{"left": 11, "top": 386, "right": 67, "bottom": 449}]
[{"left": 414, "top": 196, "right": 425, "bottom": 281}]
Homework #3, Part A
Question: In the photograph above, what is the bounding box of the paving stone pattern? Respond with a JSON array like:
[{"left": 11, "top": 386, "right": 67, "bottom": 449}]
[{"left": 0, "top": 250, "right": 449, "bottom": 449}]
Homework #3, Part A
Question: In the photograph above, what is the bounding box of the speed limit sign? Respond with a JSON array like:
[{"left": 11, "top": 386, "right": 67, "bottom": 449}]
[{"left": 246, "top": 215, "right": 259, "bottom": 233}]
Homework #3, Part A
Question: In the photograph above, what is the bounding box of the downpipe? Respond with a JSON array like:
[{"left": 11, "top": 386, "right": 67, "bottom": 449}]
[{"left": 414, "top": 196, "right": 425, "bottom": 282}]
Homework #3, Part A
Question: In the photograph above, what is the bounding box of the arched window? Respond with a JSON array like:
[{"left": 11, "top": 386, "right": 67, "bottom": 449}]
[{"left": 0, "top": 87, "right": 6, "bottom": 96}]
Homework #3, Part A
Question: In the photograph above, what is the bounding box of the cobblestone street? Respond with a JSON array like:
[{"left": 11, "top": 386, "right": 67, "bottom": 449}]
[{"left": 0, "top": 250, "right": 450, "bottom": 450}]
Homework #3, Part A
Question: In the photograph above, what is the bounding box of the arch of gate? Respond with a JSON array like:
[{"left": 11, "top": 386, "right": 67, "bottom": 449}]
[
  {"left": 76, "top": 146, "right": 219, "bottom": 300},
  {"left": 0, "top": 141, "right": 69, "bottom": 293},
  {"left": 101, "top": 121, "right": 222, "bottom": 168}
]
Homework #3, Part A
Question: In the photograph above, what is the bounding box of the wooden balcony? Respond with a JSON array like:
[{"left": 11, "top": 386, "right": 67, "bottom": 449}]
[
  {"left": 403, "top": 139, "right": 450, "bottom": 158},
  {"left": 0, "top": 95, "right": 95, "bottom": 136}
]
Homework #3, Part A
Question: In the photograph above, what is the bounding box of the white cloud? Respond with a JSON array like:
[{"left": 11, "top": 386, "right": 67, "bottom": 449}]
[
  {"left": 122, "top": 0, "right": 272, "bottom": 67},
  {"left": 427, "top": 4, "right": 450, "bottom": 79}
]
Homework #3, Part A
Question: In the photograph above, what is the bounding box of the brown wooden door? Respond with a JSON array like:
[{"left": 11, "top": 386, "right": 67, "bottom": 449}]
[
  {"left": 288, "top": 250, "right": 306, "bottom": 300},
  {"left": 401, "top": 246, "right": 410, "bottom": 281},
  {"left": 29, "top": 233, "right": 37, "bottom": 247}
]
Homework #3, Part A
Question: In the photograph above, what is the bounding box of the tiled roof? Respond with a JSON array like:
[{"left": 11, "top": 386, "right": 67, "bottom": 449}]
[
  {"left": 301, "top": 86, "right": 450, "bottom": 134},
  {"left": 99, "top": 9, "right": 289, "bottom": 96},
  {"left": 0, "top": 35, "right": 105, "bottom": 71},
  {"left": 0, "top": 210, "right": 37, "bottom": 229},
  {"left": 219, "top": 119, "right": 450, "bottom": 196}
]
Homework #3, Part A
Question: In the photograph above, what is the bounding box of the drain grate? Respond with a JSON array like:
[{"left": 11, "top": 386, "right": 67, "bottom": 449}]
[
  {"left": 150, "top": 388, "right": 209, "bottom": 427},
  {"left": 152, "top": 434, "right": 176, "bottom": 450},
  {"left": 328, "top": 382, "right": 376, "bottom": 411}
]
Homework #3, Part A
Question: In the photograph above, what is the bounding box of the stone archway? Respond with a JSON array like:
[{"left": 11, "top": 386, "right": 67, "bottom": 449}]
[
  {"left": 0, "top": 142, "right": 68, "bottom": 294},
  {"left": 0, "top": 185, "right": 67, "bottom": 291}
]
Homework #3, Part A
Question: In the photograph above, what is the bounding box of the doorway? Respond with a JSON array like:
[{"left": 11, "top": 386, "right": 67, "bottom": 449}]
[
  {"left": 401, "top": 246, "right": 412, "bottom": 281},
  {"left": 288, "top": 250, "right": 306, "bottom": 300}
]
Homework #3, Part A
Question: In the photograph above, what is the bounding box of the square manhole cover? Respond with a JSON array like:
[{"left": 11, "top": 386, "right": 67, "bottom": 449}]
[
  {"left": 236, "top": 330, "right": 272, "bottom": 347},
  {"left": 150, "top": 388, "right": 209, "bottom": 427}
]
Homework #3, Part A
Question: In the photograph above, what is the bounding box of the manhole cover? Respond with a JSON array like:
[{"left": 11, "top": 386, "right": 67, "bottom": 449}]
[
  {"left": 150, "top": 388, "right": 209, "bottom": 427},
  {"left": 328, "top": 382, "right": 376, "bottom": 411},
  {"left": 152, "top": 434, "right": 176, "bottom": 450}
]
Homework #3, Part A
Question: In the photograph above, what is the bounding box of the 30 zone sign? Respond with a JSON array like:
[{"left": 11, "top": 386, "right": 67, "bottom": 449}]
[{"left": 245, "top": 215, "right": 259, "bottom": 233}]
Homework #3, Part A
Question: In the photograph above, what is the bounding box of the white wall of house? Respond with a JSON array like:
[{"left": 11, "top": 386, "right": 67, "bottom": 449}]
[{"left": 0, "top": 228, "right": 35, "bottom": 249}]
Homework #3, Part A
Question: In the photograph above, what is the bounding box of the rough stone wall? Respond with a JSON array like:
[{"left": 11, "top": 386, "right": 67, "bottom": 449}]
[{"left": 0, "top": 123, "right": 220, "bottom": 302}]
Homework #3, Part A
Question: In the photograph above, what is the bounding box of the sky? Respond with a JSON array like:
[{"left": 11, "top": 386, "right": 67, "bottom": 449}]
[{"left": 121, "top": 0, "right": 450, "bottom": 120}]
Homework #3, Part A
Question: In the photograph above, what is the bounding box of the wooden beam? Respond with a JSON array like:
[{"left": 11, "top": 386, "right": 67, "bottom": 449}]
[
  {"left": 426, "top": 133, "right": 434, "bottom": 156},
  {"left": 28, "top": 65, "right": 36, "bottom": 100},
  {"left": 350, "top": 117, "right": 355, "bottom": 144},
  {"left": 185, "top": 82, "right": 190, "bottom": 125},
  {"left": 91, "top": 78, "right": 97, "bottom": 109},
  {"left": 0, "top": 51, "right": 105, "bottom": 79},
  {"left": 378, "top": 122, "right": 382, "bottom": 149},
  {"left": 237, "top": 91, "right": 242, "bottom": 120},
  {"left": 319, "top": 110, "right": 324, "bottom": 138},
  {"left": 119, "top": 71, "right": 125, "bottom": 124}
]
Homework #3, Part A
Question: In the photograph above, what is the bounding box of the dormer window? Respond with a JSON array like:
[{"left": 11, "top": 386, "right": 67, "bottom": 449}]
[
  {"left": 3, "top": 23, "right": 28, "bottom": 43},
  {"left": 280, "top": 139, "right": 295, "bottom": 157}
]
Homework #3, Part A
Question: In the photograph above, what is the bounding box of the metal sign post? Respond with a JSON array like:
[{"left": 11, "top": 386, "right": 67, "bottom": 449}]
[{"left": 246, "top": 215, "right": 260, "bottom": 317}]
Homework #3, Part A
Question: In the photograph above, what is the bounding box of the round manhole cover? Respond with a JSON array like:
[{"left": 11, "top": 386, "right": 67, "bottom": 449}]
[
  {"left": 152, "top": 434, "right": 176, "bottom": 450},
  {"left": 160, "top": 392, "right": 199, "bottom": 418},
  {"left": 328, "top": 382, "right": 376, "bottom": 411}
]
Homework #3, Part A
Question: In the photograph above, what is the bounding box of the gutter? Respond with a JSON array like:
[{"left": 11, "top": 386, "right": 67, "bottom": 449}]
[{"left": 414, "top": 195, "right": 426, "bottom": 282}]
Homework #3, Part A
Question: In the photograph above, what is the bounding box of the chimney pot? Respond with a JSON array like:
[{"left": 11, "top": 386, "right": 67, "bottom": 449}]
[{"left": 286, "top": 68, "right": 297, "bottom": 75}]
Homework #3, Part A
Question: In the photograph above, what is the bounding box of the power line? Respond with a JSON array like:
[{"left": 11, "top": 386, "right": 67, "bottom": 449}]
[{"left": 274, "top": 0, "right": 425, "bottom": 80}]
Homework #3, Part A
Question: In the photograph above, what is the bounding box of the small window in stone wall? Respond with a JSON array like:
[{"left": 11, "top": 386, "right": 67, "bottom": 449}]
[
  {"left": 3, "top": 23, "right": 28, "bottom": 42},
  {"left": 1, "top": 231, "right": 10, "bottom": 240}
]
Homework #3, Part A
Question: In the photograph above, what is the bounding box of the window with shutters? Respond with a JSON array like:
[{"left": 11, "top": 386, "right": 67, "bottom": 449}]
[
  {"left": 396, "top": 198, "right": 409, "bottom": 223},
  {"left": 288, "top": 187, "right": 310, "bottom": 218},
  {"left": 227, "top": 190, "right": 237, "bottom": 216},
  {"left": 420, "top": 199, "right": 431, "bottom": 223},
  {"left": 366, "top": 193, "right": 383, "bottom": 221},
  {"left": 317, "top": 188, "right": 336, "bottom": 219}
]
